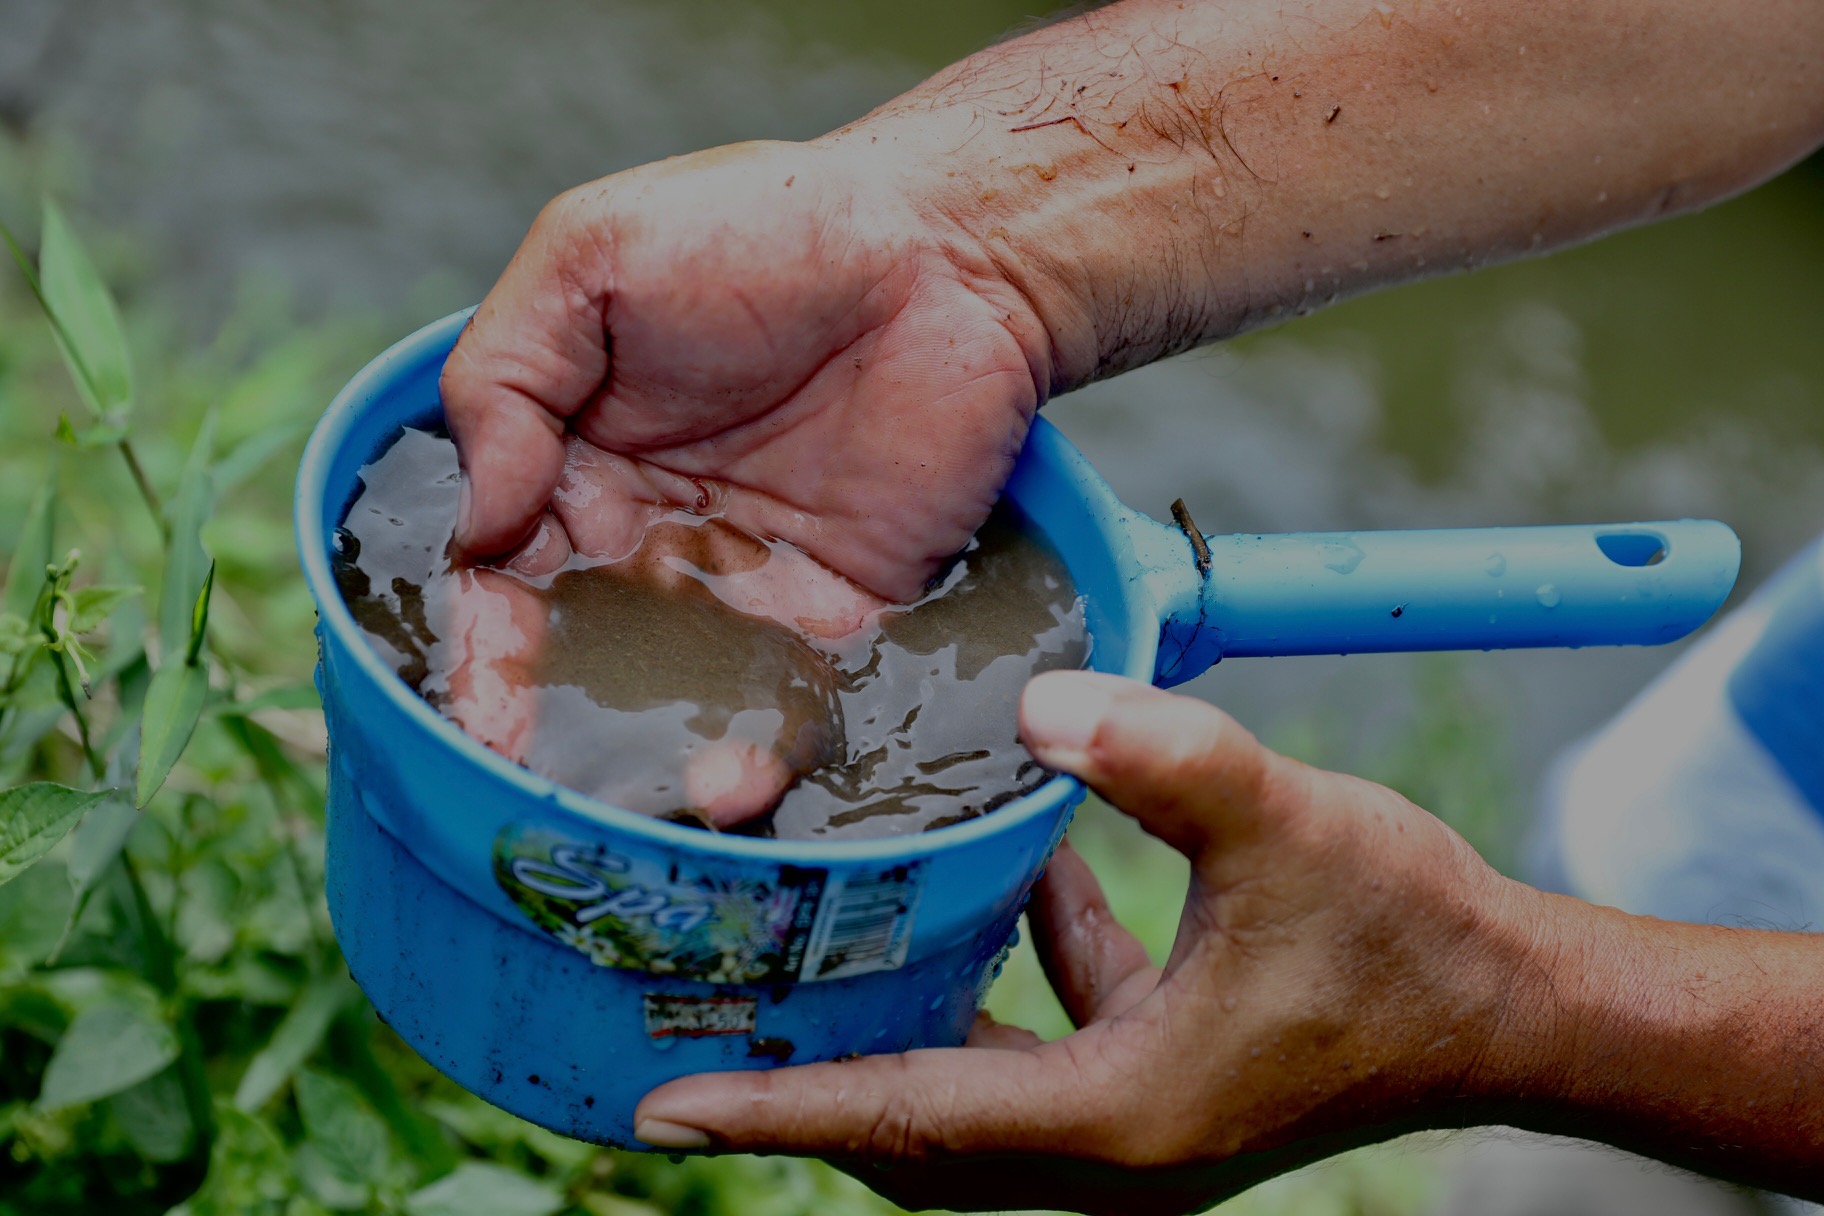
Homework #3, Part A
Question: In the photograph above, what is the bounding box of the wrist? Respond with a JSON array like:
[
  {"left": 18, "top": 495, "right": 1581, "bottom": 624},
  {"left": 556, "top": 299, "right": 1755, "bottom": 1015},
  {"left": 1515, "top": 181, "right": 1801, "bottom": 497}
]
[
  {"left": 1432, "top": 879, "right": 1669, "bottom": 1135},
  {"left": 811, "top": 109, "right": 1082, "bottom": 398},
  {"left": 817, "top": 16, "right": 1268, "bottom": 395},
  {"left": 1318, "top": 864, "right": 1584, "bottom": 1137}
]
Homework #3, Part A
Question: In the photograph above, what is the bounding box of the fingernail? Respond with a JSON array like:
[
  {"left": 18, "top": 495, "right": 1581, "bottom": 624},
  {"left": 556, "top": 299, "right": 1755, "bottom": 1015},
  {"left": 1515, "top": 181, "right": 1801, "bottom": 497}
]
[
  {"left": 1021, "top": 671, "right": 1114, "bottom": 765},
  {"left": 634, "top": 1117, "right": 711, "bottom": 1149},
  {"left": 455, "top": 475, "right": 474, "bottom": 546}
]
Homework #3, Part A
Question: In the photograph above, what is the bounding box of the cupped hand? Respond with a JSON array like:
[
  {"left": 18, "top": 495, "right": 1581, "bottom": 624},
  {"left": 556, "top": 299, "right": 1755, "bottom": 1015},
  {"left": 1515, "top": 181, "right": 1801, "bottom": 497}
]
[
  {"left": 440, "top": 137, "right": 1052, "bottom": 607},
  {"left": 439, "top": 481, "right": 870, "bottom": 828},
  {"left": 436, "top": 136, "right": 1056, "bottom": 821},
  {"left": 630, "top": 671, "right": 1548, "bottom": 1214}
]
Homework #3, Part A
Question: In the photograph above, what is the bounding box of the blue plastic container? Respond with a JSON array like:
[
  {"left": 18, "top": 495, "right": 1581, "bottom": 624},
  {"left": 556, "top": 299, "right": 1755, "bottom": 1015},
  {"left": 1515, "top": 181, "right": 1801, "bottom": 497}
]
[{"left": 296, "top": 311, "right": 1741, "bottom": 1147}]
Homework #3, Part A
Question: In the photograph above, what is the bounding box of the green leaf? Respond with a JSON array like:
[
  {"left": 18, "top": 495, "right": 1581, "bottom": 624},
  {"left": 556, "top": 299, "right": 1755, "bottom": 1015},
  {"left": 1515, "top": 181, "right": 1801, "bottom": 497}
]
[
  {"left": 220, "top": 713, "right": 324, "bottom": 817},
  {"left": 0, "top": 612, "right": 30, "bottom": 657},
  {"left": 0, "top": 782, "right": 109, "bottom": 887},
  {"left": 36, "top": 998, "right": 179, "bottom": 1110},
  {"left": 1, "top": 478, "right": 56, "bottom": 701},
  {"left": 326, "top": 1007, "right": 459, "bottom": 1177},
  {"left": 212, "top": 680, "right": 322, "bottom": 718},
  {"left": 0, "top": 983, "right": 69, "bottom": 1044},
  {"left": 166, "top": 1103, "right": 295, "bottom": 1216},
  {"left": 135, "top": 656, "right": 209, "bottom": 807},
  {"left": 405, "top": 1163, "right": 564, "bottom": 1216},
  {"left": 2, "top": 476, "right": 54, "bottom": 622},
  {"left": 187, "top": 561, "right": 215, "bottom": 664},
  {"left": 53, "top": 791, "right": 137, "bottom": 960},
  {"left": 0, "top": 859, "right": 71, "bottom": 978},
  {"left": 54, "top": 410, "right": 129, "bottom": 448},
  {"left": 214, "top": 418, "right": 312, "bottom": 496},
  {"left": 160, "top": 411, "right": 216, "bottom": 655},
  {"left": 68, "top": 584, "right": 141, "bottom": 634},
  {"left": 295, "top": 1068, "right": 394, "bottom": 1188},
  {"left": 38, "top": 198, "right": 133, "bottom": 422},
  {"left": 233, "top": 973, "right": 358, "bottom": 1113},
  {"left": 137, "top": 563, "right": 213, "bottom": 806},
  {"left": 106, "top": 1065, "right": 195, "bottom": 1162},
  {"left": 0, "top": 211, "right": 42, "bottom": 289},
  {"left": 295, "top": 1141, "right": 373, "bottom": 1211}
]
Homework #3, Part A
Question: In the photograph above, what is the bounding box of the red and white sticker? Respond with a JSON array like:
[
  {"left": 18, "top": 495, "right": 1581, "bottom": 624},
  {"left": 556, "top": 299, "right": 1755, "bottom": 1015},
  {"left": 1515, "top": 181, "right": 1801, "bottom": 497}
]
[{"left": 642, "top": 994, "right": 758, "bottom": 1039}]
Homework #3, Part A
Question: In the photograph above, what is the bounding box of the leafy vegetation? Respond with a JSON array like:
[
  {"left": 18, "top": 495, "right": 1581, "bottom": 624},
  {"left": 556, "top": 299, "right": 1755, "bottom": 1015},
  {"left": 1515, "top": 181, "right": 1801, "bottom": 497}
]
[{"left": 0, "top": 201, "right": 1481, "bottom": 1215}]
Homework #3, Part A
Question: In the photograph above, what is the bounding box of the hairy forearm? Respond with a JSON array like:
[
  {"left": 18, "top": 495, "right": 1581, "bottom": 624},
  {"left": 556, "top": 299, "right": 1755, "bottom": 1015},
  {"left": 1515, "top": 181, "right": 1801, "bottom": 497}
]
[
  {"left": 822, "top": 0, "right": 1824, "bottom": 393},
  {"left": 1467, "top": 888, "right": 1824, "bottom": 1196}
]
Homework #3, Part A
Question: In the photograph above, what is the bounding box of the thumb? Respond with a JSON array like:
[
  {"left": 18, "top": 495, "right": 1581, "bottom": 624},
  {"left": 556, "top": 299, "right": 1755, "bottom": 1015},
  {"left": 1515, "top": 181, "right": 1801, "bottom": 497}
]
[
  {"left": 1018, "top": 671, "right": 1290, "bottom": 860},
  {"left": 441, "top": 203, "right": 614, "bottom": 558}
]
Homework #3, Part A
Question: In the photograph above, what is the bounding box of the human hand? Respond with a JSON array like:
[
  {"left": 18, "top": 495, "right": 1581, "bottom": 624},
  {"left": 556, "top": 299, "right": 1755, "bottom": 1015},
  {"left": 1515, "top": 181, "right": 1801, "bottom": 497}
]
[
  {"left": 629, "top": 670, "right": 1546, "bottom": 1213},
  {"left": 439, "top": 477, "right": 861, "bottom": 828},
  {"left": 435, "top": 138, "right": 1054, "bottom": 819},
  {"left": 440, "top": 138, "right": 1052, "bottom": 608}
]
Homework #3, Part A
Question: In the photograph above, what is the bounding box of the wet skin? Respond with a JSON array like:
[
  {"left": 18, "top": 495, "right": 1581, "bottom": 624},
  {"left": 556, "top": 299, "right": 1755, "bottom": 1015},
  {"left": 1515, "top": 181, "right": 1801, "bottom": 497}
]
[{"left": 336, "top": 426, "right": 1086, "bottom": 836}]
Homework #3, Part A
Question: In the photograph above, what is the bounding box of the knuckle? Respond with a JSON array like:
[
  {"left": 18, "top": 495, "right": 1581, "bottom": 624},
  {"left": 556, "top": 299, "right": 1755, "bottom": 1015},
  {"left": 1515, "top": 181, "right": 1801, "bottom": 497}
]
[
  {"left": 437, "top": 342, "right": 481, "bottom": 412},
  {"left": 534, "top": 184, "right": 592, "bottom": 234},
  {"left": 809, "top": 1057, "right": 945, "bottom": 1168},
  {"left": 535, "top": 183, "right": 620, "bottom": 266},
  {"left": 859, "top": 1090, "right": 938, "bottom": 1166}
]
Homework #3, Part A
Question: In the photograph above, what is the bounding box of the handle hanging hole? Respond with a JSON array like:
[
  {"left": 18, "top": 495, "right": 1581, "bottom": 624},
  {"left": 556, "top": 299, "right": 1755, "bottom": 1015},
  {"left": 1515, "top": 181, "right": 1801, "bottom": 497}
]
[{"left": 1596, "top": 531, "right": 1668, "bottom": 567}]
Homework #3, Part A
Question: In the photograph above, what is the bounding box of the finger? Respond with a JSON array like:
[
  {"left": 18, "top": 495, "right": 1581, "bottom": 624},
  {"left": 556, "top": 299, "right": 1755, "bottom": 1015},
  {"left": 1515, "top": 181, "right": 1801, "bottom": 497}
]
[
  {"left": 682, "top": 738, "right": 794, "bottom": 829},
  {"left": 1029, "top": 840, "right": 1159, "bottom": 1028},
  {"left": 632, "top": 1041, "right": 1098, "bottom": 1158},
  {"left": 964, "top": 1010, "right": 1043, "bottom": 1051},
  {"left": 442, "top": 567, "right": 546, "bottom": 763},
  {"left": 502, "top": 510, "right": 573, "bottom": 577},
  {"left": 442, "top": 198, "right": 614, "bottom": 558},
  {"left": 1019, "top": 671, "right": 1291, "bottom": 861},
  {"left": 553, "top": 440, "right": 883, "bottom": 639},
  {"left": 549, "top": 437, "right": 674, "bottom": 561}
]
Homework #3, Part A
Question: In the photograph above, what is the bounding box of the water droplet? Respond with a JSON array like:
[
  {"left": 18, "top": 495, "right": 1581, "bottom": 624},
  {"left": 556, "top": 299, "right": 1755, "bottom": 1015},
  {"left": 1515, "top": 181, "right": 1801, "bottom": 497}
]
[
  {"left": 1319, "top": 537, "right": 1366, "bottom": 574},
  {"left": 928, "top": 996, "right": 944, "bottom": 1012},
  {"left": 1484, "top": 552, "right": 1506, "bottom": 576},
  {"left": 1535, "top": 583, "right": 1561, "bottom": 608}
]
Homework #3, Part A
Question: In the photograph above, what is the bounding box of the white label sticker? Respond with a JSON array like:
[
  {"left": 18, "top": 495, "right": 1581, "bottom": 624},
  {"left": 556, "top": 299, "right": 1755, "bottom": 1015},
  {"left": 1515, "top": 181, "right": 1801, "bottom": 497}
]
[
  {"left": 799, "top": 864, "right": 925, "bottom": 981},
  {"left": 642, "top": 994, "right": 758, "bottom": 1039}
]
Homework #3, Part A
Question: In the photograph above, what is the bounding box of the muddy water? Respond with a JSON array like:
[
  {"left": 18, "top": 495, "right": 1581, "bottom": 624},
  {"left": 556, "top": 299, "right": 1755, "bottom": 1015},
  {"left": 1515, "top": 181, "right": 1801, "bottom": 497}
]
[{"left": 333, "top": 425, "right": 1088, "bottom": 840}]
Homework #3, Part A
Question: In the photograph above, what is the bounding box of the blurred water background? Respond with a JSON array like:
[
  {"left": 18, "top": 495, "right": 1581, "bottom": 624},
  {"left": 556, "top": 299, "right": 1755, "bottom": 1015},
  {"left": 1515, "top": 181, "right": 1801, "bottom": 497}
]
[{"left": 3, "top": 2, "right": 1821, "bottom": 1211}]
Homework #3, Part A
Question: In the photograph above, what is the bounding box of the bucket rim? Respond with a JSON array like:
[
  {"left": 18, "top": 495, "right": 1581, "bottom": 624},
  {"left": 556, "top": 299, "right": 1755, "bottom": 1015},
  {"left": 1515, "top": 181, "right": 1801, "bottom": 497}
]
[{"left": 294, "top": 308, "right": 1160, "bottom": 866}]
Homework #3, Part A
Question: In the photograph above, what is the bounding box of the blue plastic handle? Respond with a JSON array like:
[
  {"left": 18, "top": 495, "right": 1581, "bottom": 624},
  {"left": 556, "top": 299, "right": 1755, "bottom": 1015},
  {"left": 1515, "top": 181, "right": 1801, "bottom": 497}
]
[{"left": 1144, "top": 519, "right": 1741, "bottom": 684}]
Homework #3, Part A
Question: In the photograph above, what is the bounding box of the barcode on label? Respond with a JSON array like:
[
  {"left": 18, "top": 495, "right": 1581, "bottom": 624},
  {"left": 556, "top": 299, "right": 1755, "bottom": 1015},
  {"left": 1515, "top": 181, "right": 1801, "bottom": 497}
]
[{"left": 798, "top": 863, "right": 925, "bottom": 981}]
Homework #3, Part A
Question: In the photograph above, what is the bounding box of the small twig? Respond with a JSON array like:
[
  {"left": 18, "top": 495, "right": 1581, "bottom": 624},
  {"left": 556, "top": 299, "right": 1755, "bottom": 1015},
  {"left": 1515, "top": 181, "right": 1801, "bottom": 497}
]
[
  {"left": 1170, "top": 498, "right": 1212, "bottom": 574},
  {"left": 117, "top": 439, "right": 165, "bottom": 525},
  {"left": 53, "top": 658, "right": 103, "bottom": 781}
]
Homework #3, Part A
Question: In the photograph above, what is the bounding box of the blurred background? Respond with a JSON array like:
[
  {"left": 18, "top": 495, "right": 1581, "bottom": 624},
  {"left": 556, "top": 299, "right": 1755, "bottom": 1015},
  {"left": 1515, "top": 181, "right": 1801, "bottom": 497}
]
[{"left": 2, "top": 1, "right": 1820, "bottom": 1213}]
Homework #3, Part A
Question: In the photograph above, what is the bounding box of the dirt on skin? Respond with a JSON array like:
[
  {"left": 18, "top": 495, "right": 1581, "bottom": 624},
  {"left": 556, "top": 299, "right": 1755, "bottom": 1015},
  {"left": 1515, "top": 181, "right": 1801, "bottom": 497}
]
[{"left": 334, "top": 425, "right": 1089, "bottom": 840}]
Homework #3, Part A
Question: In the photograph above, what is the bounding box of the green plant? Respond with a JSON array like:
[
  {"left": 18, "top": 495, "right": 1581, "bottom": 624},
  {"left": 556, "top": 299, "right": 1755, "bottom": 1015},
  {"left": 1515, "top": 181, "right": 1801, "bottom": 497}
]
[
  {"left": 0, "top": 199, "right": 1457, "bottom": 1216},
  {"left": 0, "top": 199, "right": 916, "bottom": 1216}
]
